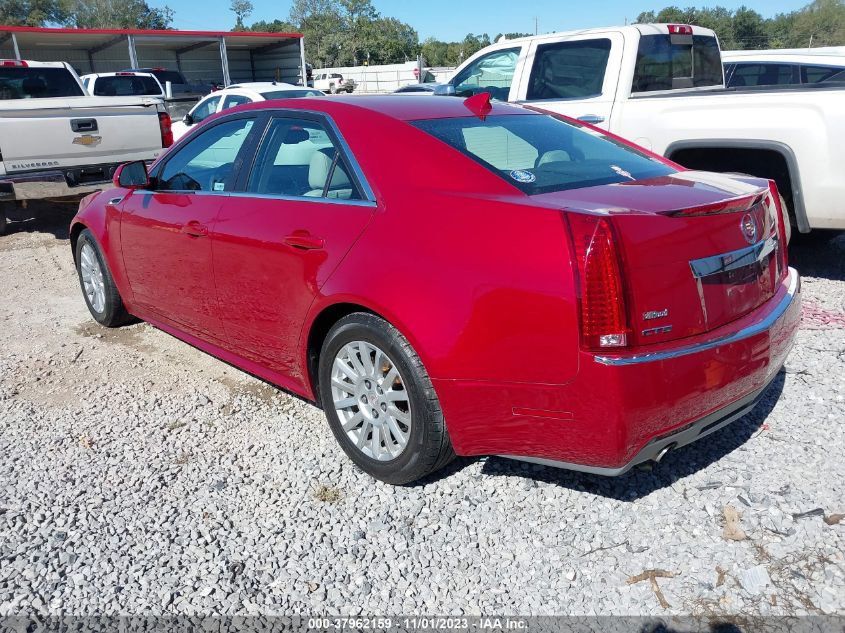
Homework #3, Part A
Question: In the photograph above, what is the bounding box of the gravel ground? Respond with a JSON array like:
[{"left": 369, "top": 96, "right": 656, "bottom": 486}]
[{"left": 0, "top": 203, "right": 843, "bottom": 617}]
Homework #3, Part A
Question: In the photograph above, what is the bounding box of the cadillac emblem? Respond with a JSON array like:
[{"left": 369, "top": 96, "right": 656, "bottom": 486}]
[{"left": 740, "top": 212, "right": 758, "bottom": 244}]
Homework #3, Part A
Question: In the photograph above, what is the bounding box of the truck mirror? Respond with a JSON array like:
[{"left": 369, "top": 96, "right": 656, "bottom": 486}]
[
  {"left": 433, "top": 84, "right": 457, "bottom": 97},
  {"left": 183, "top": 113, "right": 194, "bottom": 126},
  {"left": 114, "top": 161, "right": 150, "bottom": 189}
]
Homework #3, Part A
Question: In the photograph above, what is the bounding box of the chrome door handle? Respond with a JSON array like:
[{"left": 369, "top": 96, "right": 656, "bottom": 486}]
[
  {"left": 577, "top": 115, "right": 605, "bottom": 124},
  {"left": 284, "top": 232, "right": 324, "bottom": 250}
]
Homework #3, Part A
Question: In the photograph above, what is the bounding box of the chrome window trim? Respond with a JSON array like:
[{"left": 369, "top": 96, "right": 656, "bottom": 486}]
[
  {"left": 226, "top": 192, "right": 376, "bottom": 208},
  {"left": 689, "top": 235, "right": 778, "bottom": 279},
  {"left": 321, "top": 115, "right": 376, "bottom": 203},
  {"left": 595, "top": 268, "right": 800, "bottom": 366}
]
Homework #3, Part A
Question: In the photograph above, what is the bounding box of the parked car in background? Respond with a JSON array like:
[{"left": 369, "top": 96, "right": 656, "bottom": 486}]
[
  {"left": 438, "top": 24, "right": 845, "bottom": 235},
  {"left": 0, "top": 60, "right": 172, "bottom": 235},
  {"left": 393, "top": 83, "right": 440, "bottom": 95},
  {"left": 81, "top": 71, "right": 165, "bottom": 98},
  {"left": 171, "top": 82, "right": 324, "bottom": 140},
  {"left": 70, "top": 95, "right": 799, "bottom": 484},
  {"left": 723, "top": 48, "right": 845, "bottom": 87},
  {"left": 121, "top": 67, "right": 202, "bottom": 97},
  {"left": 313, "top": 72, "right": 356, "bottom": 93}
]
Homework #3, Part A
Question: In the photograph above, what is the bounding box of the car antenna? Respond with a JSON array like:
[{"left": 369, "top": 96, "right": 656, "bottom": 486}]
[{"left": 464, "top": 92, "right": 492, "bottom": 119}]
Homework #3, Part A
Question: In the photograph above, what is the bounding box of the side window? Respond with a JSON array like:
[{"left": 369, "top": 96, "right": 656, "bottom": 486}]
[
  {"left": 247, "top": 117, "right": 361, "bottom": 201},
  {"left": 452, "top": 47, "right": 520, "bottom": 100},
  {"left": 158, "top": 118, "right": 255, "bottom": 192},
  {"left": 728, "top": 63, "right": 795, "bottom": 87},
  {"left": 802, "top": 65, "right": 845, "bottom": 83},
  {"left": 222, "top": 94, "right": 252, "bottom": 110},
  {"left": 190, "top": 95, "right": 222, "bottom": 123},
  {"left": 527, "top": 39, "right": 612, "bottom": 100}
]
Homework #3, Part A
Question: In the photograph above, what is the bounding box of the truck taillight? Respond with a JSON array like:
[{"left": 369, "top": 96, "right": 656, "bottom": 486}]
[
  {"left": 158, "top": 112, "right": 174, "bottom": 148},
  {"left": 1, "top": 59, "right": 27, "bottom": 67},
  {"left": 667, "top": 24, "right": 693, "bottom": 35},
  {"left": 766, "top": 181, "right": 789, "bottom": 279},
  {"left": 566, "top": 213, "right": 630, "bottom": 349}
]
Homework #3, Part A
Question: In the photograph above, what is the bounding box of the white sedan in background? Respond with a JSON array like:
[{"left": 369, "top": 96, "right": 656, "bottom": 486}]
[{"left": 171, "top": 82, "right": 324, "bottom": 140}]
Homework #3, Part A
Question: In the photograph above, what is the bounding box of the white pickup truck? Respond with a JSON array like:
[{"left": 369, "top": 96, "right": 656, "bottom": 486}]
[
  {"left": 442, "top": 24, "right": 845, "bottom": 234},
  {"left": 0, "top": 60, "right": 173, "bottom": 234}
]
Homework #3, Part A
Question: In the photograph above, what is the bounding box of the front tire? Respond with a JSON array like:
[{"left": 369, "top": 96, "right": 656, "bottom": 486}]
[
  {"left": 75, "top": 229, "right": 131, "bottom": 327},
  {"left": 318, "top": 313, "right": 454, "bottom": 484},
  {"left": 0, "top": 203, "right": 8, "bottom": 235}
]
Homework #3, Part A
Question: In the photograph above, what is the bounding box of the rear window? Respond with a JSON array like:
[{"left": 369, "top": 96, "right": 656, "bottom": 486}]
[
  {"left": 728, "top": 63, "right": 796, "bottom": 87},
  {"left": 633, "top": 34, "right": 723, "bottom": 93},
  {"left": 0, "top": 67, "right": 85, "bottom": 99},
  {"left": 261, "top": 89, "right": 324, "bottom": 99},
  {"left": 150, "top": 70, "right": 186, "bottom": 85},
  {"left": 802, "top": 64, "right": 845, "bottom": 83},
  {"left": 527, "top": 39, "right": 612, "bottom": 100},
  {"left": 412, "top": 114, "right": 674, "bottom": 195},
  {"left": 93, "top": 75, "right": 162, "bottom": 96}
]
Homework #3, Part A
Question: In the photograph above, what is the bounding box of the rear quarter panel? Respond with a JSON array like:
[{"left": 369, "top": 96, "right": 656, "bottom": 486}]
[{"left": 305, "top": 109, "right": 581, "bottom": 386}]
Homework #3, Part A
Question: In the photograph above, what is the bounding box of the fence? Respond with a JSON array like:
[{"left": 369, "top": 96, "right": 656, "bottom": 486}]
[{"left": 313, "top": 63, "right": 455, "bottom": 94}]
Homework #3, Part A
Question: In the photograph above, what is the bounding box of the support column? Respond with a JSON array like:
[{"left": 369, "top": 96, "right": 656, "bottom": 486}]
[
  {"left": 11, "top": 33, "right": 21, "bottom": 61},
  {"left": 299, "top": 38, "right": 307, "bottom": 87},
  {"left": 127, "top": 34, "right": 139, "bottom": 68},
  {"left": 219, "top": 37, "right": 231, "bottom": 87}
]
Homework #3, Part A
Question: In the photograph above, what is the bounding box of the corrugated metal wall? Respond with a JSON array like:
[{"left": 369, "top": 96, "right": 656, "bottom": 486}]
[{"left": 1, "top": 36, "right": 303, "bottom": 86}]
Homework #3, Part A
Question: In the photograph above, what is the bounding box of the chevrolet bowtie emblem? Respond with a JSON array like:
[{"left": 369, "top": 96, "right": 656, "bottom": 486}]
[{"left": 72, "top": 134, "right": 102, "bottom": 146}]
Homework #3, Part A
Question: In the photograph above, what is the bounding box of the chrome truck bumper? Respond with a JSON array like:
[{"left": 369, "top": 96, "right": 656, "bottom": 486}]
[{"left": 0, "top": 164, "right": 123, "bottom": 201}]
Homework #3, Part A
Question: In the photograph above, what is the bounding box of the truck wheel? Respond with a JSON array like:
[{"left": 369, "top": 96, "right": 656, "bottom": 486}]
[
  {"left": 0, "top": 207, "right": 6, "bottom": 236},
  {"left": 318, "top": 313, "right": 455, "bottom": 485},
  {"left": 329, "top": 84, "right": 337, "bottom": 94},
  {"left": 75, "top": 229, "right": 132, "bottom": 327}
]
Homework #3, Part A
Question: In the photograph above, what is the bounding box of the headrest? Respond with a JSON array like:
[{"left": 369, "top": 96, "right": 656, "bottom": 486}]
[
  {"left": 308, "top": 150, "right": 350, "bottom": 189},
  {"left": 283, "top": 127, "right": 310, "bottom": 144}
]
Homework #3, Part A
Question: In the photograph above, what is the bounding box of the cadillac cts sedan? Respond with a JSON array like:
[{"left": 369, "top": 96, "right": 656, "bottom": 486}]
[{"left": 70, "top": 95, "right": 800, "bottom": 484}]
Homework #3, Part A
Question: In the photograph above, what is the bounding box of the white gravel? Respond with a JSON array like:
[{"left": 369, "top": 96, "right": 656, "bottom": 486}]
[{"left": 0, "top": 204, "right": 843, "bottom": 617}]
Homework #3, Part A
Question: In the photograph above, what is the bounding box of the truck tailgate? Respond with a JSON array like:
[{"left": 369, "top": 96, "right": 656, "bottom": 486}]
[{"left": 0, "top": 96, "right": 164, "bottom": 173}]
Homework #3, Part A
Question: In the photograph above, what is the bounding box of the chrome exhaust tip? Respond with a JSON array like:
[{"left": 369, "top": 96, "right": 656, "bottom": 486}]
[{"left": 654, "top": 443, "right": 676, "bottom": 464}]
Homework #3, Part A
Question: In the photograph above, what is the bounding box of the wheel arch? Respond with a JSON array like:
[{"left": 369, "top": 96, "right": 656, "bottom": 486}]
[{"left": 665, "top": 139, "right": 809, "bottom": 233}]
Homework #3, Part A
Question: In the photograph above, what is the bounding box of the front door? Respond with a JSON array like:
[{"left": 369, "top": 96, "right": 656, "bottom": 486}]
[
  {"left": 212, "top": 114, "right": 376, "bottom": 379},
  {"left": 120, "top": 115, "right": 258, "bottom": 340}
]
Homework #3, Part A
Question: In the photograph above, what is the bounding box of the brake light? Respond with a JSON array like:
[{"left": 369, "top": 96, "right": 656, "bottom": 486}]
[
  {"left": 566, "top": 213, "right": 630, "bottom": 349},
  {"left": 766, "top": 181, "right": 789, "bottom": 278},
  {"left": 1, "top": 59, "right": 27, "bottom": 67},
  {"left": 115, "top": 72, "right": 136, "bottom": 76},
  {"left": 158, "top": 112, "right": 174, "bottom": 148},
  {"left": 668, "top": 24, "right": 693, "bottom": 35}
]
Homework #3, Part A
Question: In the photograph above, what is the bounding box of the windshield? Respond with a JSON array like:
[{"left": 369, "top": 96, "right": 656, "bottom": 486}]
[
  {"left": 260, "top": 89, "right": 324, "bottom": 99},
  {"left": 412, "top": 114, "right": 675, "bottom": 195},
  {"left": 0, "top": 67, "right": 85, "bottom": 99},
  {"left": 93, "top": 75, "right": 161, "bottom": 96}
]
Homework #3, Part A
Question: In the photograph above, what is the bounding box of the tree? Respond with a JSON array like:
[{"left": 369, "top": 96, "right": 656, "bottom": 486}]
[
  {"left": 230, "top": 0, "right": 254, "bottom": 30},
  {"left": 65, "top": 0, "right": 173, "bottom": 29},
  {"left": 249, "top": 19, "right": 298, "bottom": 33},
  {"left": 0, "top": 0, "right": 67, "bottom": 26}
]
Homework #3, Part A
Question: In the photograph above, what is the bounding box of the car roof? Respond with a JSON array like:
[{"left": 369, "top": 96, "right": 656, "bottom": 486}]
[
  {"left": 228, "top": 81, "right": 302, "bottom": 90},
  {"left": 256, "top": 94, "right": 537, "bottom": 121}
]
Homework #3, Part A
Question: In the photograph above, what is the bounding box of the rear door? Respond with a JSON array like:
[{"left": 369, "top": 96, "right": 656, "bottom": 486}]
[
  {"left": 514, "top": 32, "right": 624, "bottom": 128},
  {"left": 211, "top": 113, "right": 376, "bottom": 376},
  {"left": 120, "top": 114, "right": 260, "bottom": 341}
]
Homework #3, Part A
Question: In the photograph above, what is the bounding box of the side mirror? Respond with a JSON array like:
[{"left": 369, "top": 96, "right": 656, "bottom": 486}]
[
  {"left": 114, "top": 161, "right": 150, "bottom": 189},
  {"left": 183, "top": 113, "right": 194, "bottom": 126},
  {"left": 432, "top": 83, "right": 457, "bottom": 97}
]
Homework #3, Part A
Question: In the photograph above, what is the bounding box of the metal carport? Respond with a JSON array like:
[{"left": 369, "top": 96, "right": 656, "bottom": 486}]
[{"left": 0, "top": 26, "right": 306, "bottom": 88}]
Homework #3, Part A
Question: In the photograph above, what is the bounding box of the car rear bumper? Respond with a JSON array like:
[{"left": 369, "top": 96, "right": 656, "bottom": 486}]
[{"left": 434, "top": 267, "right": 801, "bottom": 474}]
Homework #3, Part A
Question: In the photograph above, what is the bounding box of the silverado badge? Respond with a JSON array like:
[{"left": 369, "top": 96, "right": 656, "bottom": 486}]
[{"left": 72, "top": 134, "right": 102, "bottom": 147}]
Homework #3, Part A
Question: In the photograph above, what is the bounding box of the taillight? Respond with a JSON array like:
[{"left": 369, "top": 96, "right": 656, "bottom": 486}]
[
  {"left": 1, "top": 59, "right": 27, "bottom": 67},
  {"left": 158, "top": 112, "right": 173, "bottom": 148},
  {"left": 566, "top": 213, "right": 630, "bottom": 349},
  {"left": 766, "top": 181, "right": 789, "bottom": 279}
]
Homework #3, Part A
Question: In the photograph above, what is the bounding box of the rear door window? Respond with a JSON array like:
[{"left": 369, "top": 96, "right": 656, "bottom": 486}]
[
  {"left": 527, "top": 39, "right": 612, "bottom": 100},
  {"left": 802, "top": 64, "right": 845, "bottom": 83},
  {"left": 728, "top": 63, "right": 796, "bottom": 87},
  {"left": 632, "top": 34, "right": 722, "bottom": 92},
  {"left": 451, "top": 47, "right": 521, "bottom": 100}
]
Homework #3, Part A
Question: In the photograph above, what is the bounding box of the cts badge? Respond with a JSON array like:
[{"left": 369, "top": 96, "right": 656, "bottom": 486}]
[{"left": 740, "top": 212, "right": 759, "bottom": 244}]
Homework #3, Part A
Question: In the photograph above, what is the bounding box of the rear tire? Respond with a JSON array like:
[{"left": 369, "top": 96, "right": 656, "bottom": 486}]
[
  {"left": 0, "top": 204, "right": 8, "bottom": 235},
  {"left": 75, "top": 229, "right": 131, "bottom": 327},
  {"left": 318, "top": 313, "right": 454, "bottom": 485}
]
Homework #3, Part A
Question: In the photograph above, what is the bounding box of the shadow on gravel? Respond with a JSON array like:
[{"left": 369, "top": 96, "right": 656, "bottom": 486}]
[
  {"left": 479, "top": 370, "right": 786, "bottom": 501},
  {"left": 1, "top": 200, "right": 78, "bottom": 240},
  {"left": 789, "top": 231, "right": 845, "bottom": 282}
]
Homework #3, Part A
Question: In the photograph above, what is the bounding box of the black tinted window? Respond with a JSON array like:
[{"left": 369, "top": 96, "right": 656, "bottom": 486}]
[
  {"left": 413, "top": 114, "right": 674, "bottom": 195},
  {"left": 151, "top": 70, "right": 185, "bottom": 85},
  {"left": 802, "top": 64, "right": 845, "bottom": 83},
  {"left": 728, "top": 63, "right": 796, "bottom": 87},
  {"left": 0, "top": 67, "right": 85, "bottom": 99},
  {"left": 93, "top": 75, "right": 161, "bottom": 96},
  {"left": 528, "top": 39, "right": 611, "bottom": 100},
  {"left": 451, "top": 47, "right": 520, "bottom": 101},
  {"left": 633, "top": 34, "right": 722, "bottom": 92}
]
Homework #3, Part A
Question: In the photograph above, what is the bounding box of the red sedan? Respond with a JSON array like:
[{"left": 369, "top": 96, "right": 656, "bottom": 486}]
[{"left": 70, "top": 95, "right": 800, "bottom": 484}]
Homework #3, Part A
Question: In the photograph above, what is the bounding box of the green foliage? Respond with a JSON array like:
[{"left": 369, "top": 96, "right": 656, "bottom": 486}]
[
  {"left": 636, "top": 0, "right": 845, "bottom": 49},
  {"left": 64, "top": 0, "right": 174, "bottom": 29},
  {"left": 0, "top": 0, "right": 68, "bottom": 26},
  {"left": 230, "top": 0, "right": 254, "bottom": 31}
]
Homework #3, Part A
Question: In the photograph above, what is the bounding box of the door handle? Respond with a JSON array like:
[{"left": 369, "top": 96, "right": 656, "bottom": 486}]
[
  {"left": 577, "top": 114, "right": 605, "bottom": 124},
  {"left": 180, "top": 221, "right": 208, "bottom": 238},
  {"left": 284, "top": 232, "right": 325, "bottom": 250}
]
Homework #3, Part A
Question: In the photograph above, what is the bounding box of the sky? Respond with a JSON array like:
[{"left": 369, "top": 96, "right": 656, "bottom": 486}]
[{"left": 158, "top": 0, "right": 810, "bottom": 40}]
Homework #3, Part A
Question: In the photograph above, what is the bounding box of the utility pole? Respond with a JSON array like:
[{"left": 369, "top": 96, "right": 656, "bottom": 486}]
[{"left": 534, "top": 16, "right": 538, "bottom": 35}]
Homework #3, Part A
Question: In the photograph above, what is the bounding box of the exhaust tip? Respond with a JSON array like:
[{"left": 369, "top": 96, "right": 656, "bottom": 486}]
[{"left": 654, "top": 443, "right": 676, "bottom": 464}]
